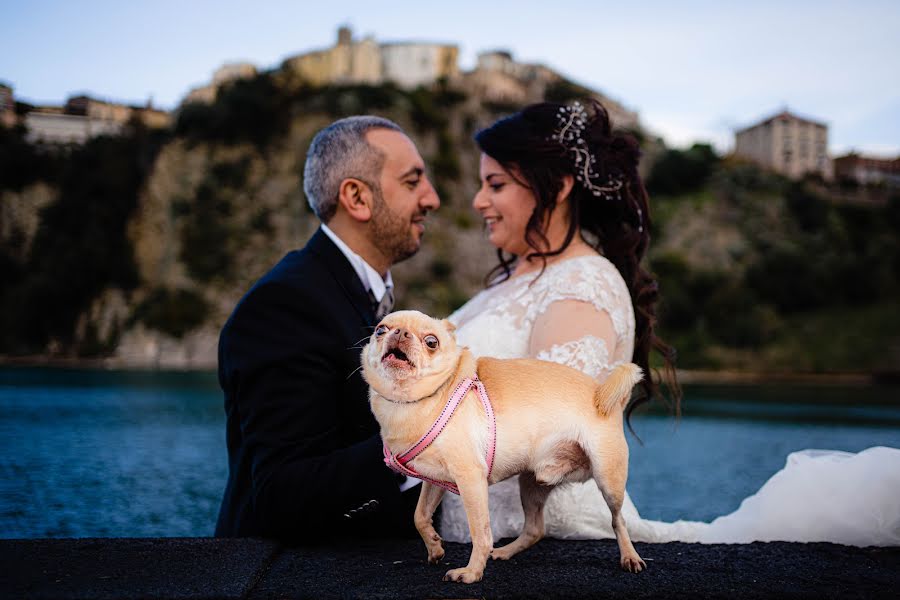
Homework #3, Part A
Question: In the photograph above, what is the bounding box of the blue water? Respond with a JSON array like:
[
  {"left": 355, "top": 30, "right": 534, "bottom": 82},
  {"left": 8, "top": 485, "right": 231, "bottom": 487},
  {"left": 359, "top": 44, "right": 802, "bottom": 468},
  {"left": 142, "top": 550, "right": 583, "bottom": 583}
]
[{"left": 1, "top": 367, "right": 898, "bottom": 538}]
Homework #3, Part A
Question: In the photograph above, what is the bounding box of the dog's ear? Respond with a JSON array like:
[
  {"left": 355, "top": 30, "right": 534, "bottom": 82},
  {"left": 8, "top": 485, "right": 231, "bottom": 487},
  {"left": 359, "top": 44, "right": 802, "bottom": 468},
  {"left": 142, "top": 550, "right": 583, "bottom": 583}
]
[{"left": 441, "top": 319, "right": 457, "bottom": 333}]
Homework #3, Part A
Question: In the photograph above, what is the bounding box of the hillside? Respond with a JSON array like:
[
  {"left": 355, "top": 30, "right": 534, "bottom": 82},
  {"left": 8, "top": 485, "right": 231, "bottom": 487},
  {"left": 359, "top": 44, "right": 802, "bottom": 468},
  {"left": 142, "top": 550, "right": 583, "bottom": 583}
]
[{"left": 1, "top": 71, "right": 898, "bottom": 376}]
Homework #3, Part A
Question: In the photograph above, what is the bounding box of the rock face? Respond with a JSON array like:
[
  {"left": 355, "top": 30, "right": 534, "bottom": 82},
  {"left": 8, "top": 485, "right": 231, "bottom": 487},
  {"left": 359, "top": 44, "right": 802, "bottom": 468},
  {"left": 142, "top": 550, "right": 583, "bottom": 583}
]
[
  {"left": 1, "top": 182, "right": 57, "bottom": 260},
  {"left": 114, "top": 324, "right": 218, "bottom": 370}
]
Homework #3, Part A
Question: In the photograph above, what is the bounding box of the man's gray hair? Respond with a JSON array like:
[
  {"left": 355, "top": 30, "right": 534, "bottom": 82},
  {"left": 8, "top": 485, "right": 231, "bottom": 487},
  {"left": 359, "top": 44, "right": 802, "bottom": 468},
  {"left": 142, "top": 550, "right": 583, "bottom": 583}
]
[{"left": 303, "top": 115, "right": 404, "bottom": 223}]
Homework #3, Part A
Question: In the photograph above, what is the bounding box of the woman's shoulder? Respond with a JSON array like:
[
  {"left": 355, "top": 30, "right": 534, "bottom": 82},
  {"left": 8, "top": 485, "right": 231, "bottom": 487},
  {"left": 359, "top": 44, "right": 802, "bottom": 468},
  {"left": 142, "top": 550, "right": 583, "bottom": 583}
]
[
  {"left": 534, "top": 253, "right": 629, "bottom": 296},
  {"left": 524, "top": 254, "right": 635, "bottom": 345}
]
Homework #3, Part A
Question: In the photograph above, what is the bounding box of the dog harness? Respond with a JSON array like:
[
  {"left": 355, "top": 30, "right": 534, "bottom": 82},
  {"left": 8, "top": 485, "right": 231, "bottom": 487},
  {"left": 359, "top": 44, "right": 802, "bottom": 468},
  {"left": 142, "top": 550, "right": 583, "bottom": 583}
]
[{"left": 382, "top": 376, "right": 496, "bottom": 495}]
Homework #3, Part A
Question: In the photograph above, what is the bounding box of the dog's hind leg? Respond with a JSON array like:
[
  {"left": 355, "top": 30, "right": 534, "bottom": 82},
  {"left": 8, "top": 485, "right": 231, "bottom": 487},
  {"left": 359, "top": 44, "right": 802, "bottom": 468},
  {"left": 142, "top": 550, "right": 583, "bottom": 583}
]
[
  {"left": 415, "top": 482, "right": 447, "bottom": 564},
  {"left": 591, "top": 446, "right": 646, "bottom": 573},
  {"left": 491, "top": 471, "right": 552, "bottom": 560}
]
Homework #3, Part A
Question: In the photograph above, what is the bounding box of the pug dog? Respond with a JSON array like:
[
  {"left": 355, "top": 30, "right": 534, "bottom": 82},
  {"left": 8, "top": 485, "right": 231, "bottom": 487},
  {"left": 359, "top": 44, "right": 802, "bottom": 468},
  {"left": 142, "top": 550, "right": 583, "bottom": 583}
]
[{"left": 361, "top": 310, "right": 645, "bottom": 583}]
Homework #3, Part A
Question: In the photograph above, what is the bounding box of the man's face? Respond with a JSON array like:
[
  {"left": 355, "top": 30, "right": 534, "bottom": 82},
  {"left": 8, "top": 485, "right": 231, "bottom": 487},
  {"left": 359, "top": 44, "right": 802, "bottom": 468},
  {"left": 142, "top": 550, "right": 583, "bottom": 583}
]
[{"left": 366, "top": 129, "right": 440, "bottom": 265}]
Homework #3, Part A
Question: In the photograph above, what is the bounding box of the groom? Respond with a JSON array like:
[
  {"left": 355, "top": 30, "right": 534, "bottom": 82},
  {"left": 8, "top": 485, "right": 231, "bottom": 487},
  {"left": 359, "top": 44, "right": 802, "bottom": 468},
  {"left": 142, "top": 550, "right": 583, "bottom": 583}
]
[{"left": 215, "top": 116, "right": 440, "bottom": 541}]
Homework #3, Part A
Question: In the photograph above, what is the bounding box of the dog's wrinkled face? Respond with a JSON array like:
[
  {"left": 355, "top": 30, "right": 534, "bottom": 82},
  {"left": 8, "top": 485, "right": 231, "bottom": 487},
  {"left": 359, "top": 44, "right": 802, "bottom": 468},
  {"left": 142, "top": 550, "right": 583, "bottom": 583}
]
[{"left": 362, "top": 310, "right": 461, "bottom": 402}]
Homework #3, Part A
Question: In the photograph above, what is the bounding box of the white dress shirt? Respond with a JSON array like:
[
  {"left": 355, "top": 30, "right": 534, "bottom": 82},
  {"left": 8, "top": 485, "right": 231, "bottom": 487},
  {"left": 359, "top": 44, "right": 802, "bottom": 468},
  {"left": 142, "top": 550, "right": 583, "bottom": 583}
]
[{"left": 320, "top": 224, "right": 393, "bottom": 302}]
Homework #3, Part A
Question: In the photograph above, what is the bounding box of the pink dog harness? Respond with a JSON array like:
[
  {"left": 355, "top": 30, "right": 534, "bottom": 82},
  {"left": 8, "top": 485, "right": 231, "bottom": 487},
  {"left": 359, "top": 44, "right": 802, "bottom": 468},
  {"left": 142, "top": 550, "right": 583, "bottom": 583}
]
[{"left": 382, "top": 376, "right": 496, "bottom": 495}]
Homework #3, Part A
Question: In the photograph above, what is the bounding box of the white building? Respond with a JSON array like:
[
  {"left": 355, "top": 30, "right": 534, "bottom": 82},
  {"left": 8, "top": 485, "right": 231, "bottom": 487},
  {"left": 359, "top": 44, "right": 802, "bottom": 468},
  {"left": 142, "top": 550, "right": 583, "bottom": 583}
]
[
  {"left": 25, "top": 112, "right": 122, "bottom": 145},
  {"left": 380, "top": 42, "right": 459, "bottom": 88},
  {"left": 734, "top": 110, "right": 831, "bottom": 180}
]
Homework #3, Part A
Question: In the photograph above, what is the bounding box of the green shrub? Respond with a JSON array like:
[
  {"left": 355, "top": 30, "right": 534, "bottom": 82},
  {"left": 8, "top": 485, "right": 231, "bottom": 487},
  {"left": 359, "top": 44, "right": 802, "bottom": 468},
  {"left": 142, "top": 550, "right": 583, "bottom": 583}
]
[
  {"left": 0, "top": 125, "right": 64, "bottom": 191},
  {"left": 434, "top": 79, "right": 467, "bottom": 108},
  {"left": 430, "top": 258, "right": 453, "bottom": 280},
  {"left": 211, "top": 157, "right": 251, "bottom": 189},
  {"left": 131, "top": 287, "right": 210, "bottom": 338},
  {"left": 544, "top": 80, "right": 592, "bottom": 103},
  {"left": 407, "top": 86, "right": 447, "bottom": 132},
  {"left": 432, "top": 129, "right": 460, "bottom": 180},
  {"left": 180, "top": 182, "right": 235, "bottom": 283},
  {"left": 175, "top": 72, "right": 289, "bottom": 148},
  {"left": 646, "top": 144, "right": 719, "bottom": 196}
]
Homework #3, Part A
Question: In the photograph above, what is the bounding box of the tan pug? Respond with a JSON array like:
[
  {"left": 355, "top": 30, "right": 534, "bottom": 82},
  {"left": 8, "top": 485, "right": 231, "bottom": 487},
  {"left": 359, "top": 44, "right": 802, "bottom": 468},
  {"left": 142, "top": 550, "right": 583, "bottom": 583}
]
[{"left": 361, "top": 310, "right": 645, "bottom": 583}]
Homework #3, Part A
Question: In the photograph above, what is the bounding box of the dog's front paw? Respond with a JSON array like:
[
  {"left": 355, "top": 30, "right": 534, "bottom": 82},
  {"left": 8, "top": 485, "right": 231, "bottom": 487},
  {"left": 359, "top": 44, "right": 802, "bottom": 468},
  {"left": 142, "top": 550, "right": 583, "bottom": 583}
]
[
  {"left": 620, "top": 553, "right": 646, "bottom": 573},
  {"left": 427, "top": 539, "right": 445, "bottom": 564},
  {"left": 443, "top": 567, "right": 483, "bottom": 584},
  {"left": 490, "top": 546, "right": 515, "bottom": 561}
]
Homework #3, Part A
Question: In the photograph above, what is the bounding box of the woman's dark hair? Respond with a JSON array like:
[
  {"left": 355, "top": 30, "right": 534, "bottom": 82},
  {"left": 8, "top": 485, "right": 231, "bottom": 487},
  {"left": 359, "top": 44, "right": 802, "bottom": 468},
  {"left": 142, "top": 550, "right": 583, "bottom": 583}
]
[{"left": 475, "top": 99, "right": 681, "bottom": 428}]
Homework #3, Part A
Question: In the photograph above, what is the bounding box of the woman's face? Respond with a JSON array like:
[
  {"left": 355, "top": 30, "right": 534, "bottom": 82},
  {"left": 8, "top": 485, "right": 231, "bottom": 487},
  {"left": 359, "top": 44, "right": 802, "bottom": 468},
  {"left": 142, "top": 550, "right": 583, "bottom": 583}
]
[{"left": 472, "top": 153, "right": 537, "bottom": 256}]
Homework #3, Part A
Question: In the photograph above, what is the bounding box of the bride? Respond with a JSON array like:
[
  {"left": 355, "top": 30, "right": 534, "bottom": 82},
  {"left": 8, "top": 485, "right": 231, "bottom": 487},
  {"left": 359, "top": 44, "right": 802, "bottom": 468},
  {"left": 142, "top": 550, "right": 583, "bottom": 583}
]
[{"left": 438, "top": 100, "right": 900, "bottom": 547}]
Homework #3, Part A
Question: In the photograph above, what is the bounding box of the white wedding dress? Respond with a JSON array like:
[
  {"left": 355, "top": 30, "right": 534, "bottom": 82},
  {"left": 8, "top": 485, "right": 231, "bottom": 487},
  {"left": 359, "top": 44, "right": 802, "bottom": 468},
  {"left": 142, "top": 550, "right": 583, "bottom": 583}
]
[{"left": 439, "top": 254, "right": 900, "bottom": 546}]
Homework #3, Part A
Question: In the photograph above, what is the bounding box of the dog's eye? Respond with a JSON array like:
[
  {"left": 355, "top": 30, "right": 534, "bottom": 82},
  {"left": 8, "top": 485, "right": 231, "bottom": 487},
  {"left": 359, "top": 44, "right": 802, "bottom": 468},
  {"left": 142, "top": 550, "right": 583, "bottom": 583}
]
[
  {"left": 375, "top": 325, "right": 389, "bottom": 336},
  {"left": 423, "top": 335, "right": 439, "bottom": 350}
]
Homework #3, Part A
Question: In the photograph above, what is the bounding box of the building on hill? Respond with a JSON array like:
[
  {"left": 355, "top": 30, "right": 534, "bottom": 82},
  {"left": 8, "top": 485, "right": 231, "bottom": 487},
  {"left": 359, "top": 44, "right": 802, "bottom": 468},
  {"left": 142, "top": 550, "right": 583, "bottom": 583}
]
[
  {"left": 66, "top": 95, "right": 132, "bottom": 122},
  {"left": 467, "top": 49, "right": 640, "bottom": 130},
  {"left": 466, "top": 50, "right": 541, "bottom": 105},
  {"left": 380, "top": 41, "right": 459, "bottom": 88},
  {"left": 66, "top": 95, "right": 171, "bottom": 129},
  {"left": 833, "top": 152, "right": 900, "bottom": 187},
  {"left": 184, "top": 28, "right": 638, "bottom": 132},
  {"left": 734, "top": 110, "right": 831, "bottom": 180},
  {"left": 24, "top": 94, "right": 170, "bottom": 145},
  {"left": 0, "top": 83, "right": 16, "bottom": 127},
  {"left": 184, "top": 62, "right": 258, "bottom": 104},
  {"left": 212, "top": 63, "right": 258, "bottom": 87},
  {"left": 476, "top": 50, "right": 552, "bottom": 81},
  {"left": 25, "top": 111, "right": 122, "bottom": 145},
  {"left": 281, "top": 26, "right": 458, "bottom": 89},
  {"left": 283, "top": 29, "right": 381, "bottom": 87}
]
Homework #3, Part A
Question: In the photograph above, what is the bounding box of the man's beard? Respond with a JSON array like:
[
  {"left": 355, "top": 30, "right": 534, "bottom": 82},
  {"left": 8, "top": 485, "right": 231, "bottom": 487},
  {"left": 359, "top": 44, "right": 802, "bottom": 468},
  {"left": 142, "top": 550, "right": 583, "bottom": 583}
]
[{"left": 370, "top": 189, "right": 422, "bottom": 265}]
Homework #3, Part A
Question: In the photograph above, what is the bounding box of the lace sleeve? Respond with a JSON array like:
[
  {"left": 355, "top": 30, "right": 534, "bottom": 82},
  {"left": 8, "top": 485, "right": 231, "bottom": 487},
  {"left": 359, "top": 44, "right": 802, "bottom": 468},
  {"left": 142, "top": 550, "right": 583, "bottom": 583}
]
[
  {"left": 527, "top": 255, "right": 635, "bottom": 350},
  {"left": 535, "top": 335, "right": 618, "bottom": 381},
  {"left": 528, "top": 295, "right": 621, "bottom": 382}
]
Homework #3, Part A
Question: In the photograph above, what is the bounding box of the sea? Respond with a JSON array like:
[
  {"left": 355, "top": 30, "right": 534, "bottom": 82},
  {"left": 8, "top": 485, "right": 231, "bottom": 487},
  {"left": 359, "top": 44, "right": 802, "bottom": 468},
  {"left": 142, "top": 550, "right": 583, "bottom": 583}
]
[{"left": 1, "top": 367, "right": 898, "bottom": 538}]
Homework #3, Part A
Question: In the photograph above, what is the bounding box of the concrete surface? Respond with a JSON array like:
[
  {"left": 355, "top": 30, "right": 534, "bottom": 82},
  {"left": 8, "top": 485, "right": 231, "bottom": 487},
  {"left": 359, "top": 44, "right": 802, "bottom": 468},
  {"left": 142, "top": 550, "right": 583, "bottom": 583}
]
[{"left": 2, "top": 537, "right": 898, "bottom": 599}]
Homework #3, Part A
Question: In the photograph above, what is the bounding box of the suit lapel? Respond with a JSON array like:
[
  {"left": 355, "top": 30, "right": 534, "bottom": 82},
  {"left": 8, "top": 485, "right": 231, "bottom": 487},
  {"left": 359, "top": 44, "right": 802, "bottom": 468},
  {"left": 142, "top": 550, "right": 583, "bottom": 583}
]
[{"left": 306, "top": 228, "right": 377, "bottom": 327}]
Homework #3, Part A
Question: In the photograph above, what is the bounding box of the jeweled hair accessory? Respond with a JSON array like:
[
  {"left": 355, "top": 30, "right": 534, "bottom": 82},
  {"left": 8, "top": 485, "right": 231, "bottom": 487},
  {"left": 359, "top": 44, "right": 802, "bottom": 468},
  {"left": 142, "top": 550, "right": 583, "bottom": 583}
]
[{"left": 550, "top": 102, "right": 625, "bottom": 202}]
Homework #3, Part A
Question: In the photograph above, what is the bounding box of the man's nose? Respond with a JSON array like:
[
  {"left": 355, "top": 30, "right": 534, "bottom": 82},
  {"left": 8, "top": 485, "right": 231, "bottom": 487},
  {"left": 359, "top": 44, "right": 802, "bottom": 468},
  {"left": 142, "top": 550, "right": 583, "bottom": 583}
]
[{"left": 420, "top": 177, "right": 440, "bottom": 210}]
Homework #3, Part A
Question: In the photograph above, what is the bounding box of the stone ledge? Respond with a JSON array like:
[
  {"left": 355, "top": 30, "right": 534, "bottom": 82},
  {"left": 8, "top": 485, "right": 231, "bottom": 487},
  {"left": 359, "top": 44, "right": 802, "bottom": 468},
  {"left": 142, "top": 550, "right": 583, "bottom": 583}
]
[{"left": 2, "top": 538, "right": 898, "bottom": 599}]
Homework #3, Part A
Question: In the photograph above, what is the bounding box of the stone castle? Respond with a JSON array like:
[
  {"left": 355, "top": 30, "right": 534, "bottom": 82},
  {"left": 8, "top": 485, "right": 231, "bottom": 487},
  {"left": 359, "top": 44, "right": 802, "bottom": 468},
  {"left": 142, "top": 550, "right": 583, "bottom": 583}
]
[{"left": 182, "top": 27, "right": 640, "bottom": 131}]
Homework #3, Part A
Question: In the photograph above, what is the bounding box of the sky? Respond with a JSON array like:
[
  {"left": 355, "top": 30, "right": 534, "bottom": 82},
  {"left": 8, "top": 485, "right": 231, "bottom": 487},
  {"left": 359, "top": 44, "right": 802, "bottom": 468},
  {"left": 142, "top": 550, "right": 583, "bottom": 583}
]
[{"left": 2, "top": 0, "right": 899, "bottom": 155}]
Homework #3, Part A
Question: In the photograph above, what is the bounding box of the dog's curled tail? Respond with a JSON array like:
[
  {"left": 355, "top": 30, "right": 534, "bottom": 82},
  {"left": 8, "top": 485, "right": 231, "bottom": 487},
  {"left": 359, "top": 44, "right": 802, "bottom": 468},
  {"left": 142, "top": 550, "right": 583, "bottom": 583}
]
[{"left": 594, "top": 363, "right": 643, "bottom": 416}]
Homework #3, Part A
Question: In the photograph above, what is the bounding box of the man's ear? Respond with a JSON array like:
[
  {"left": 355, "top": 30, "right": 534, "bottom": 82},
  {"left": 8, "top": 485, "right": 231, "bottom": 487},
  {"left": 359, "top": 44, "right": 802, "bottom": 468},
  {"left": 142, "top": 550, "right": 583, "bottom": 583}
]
[{"left": 337, "top": 178, "right": 374, "bottom": 222}]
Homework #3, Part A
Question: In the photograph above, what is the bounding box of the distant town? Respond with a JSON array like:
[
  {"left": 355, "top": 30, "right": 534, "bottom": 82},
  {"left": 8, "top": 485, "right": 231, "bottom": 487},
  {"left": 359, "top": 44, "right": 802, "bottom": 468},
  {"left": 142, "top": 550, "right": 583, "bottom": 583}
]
[{"left": 2, "top": 26, "right": 897, "bottom": 187}]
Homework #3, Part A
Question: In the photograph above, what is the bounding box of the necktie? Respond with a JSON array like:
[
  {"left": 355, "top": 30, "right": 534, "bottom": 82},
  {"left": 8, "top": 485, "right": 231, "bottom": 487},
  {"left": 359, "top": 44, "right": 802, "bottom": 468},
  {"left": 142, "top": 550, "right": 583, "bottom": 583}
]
[{"left": 372, "top": 286, "right": 394, "bottom": 322}]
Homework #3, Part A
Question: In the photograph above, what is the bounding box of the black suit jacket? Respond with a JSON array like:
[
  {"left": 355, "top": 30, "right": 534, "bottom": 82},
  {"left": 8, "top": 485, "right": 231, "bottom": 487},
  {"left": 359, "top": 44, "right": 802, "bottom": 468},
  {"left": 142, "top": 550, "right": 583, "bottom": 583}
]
[{"left": 215, "top": 228, "right": 418, "bottom": 542}]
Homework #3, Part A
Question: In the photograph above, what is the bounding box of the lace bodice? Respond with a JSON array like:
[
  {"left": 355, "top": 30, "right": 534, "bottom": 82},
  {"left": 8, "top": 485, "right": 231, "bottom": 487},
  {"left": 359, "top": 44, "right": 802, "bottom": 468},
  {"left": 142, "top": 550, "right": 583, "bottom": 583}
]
[{"left": 449, "top": 254, "right": 635, "bottom": 381}]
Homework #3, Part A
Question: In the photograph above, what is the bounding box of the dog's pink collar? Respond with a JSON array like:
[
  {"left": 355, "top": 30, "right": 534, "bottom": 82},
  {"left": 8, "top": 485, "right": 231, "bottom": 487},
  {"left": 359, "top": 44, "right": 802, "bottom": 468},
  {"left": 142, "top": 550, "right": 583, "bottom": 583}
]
[{"left": 383, "top": 376, "right": 496, "bottom": 495}]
